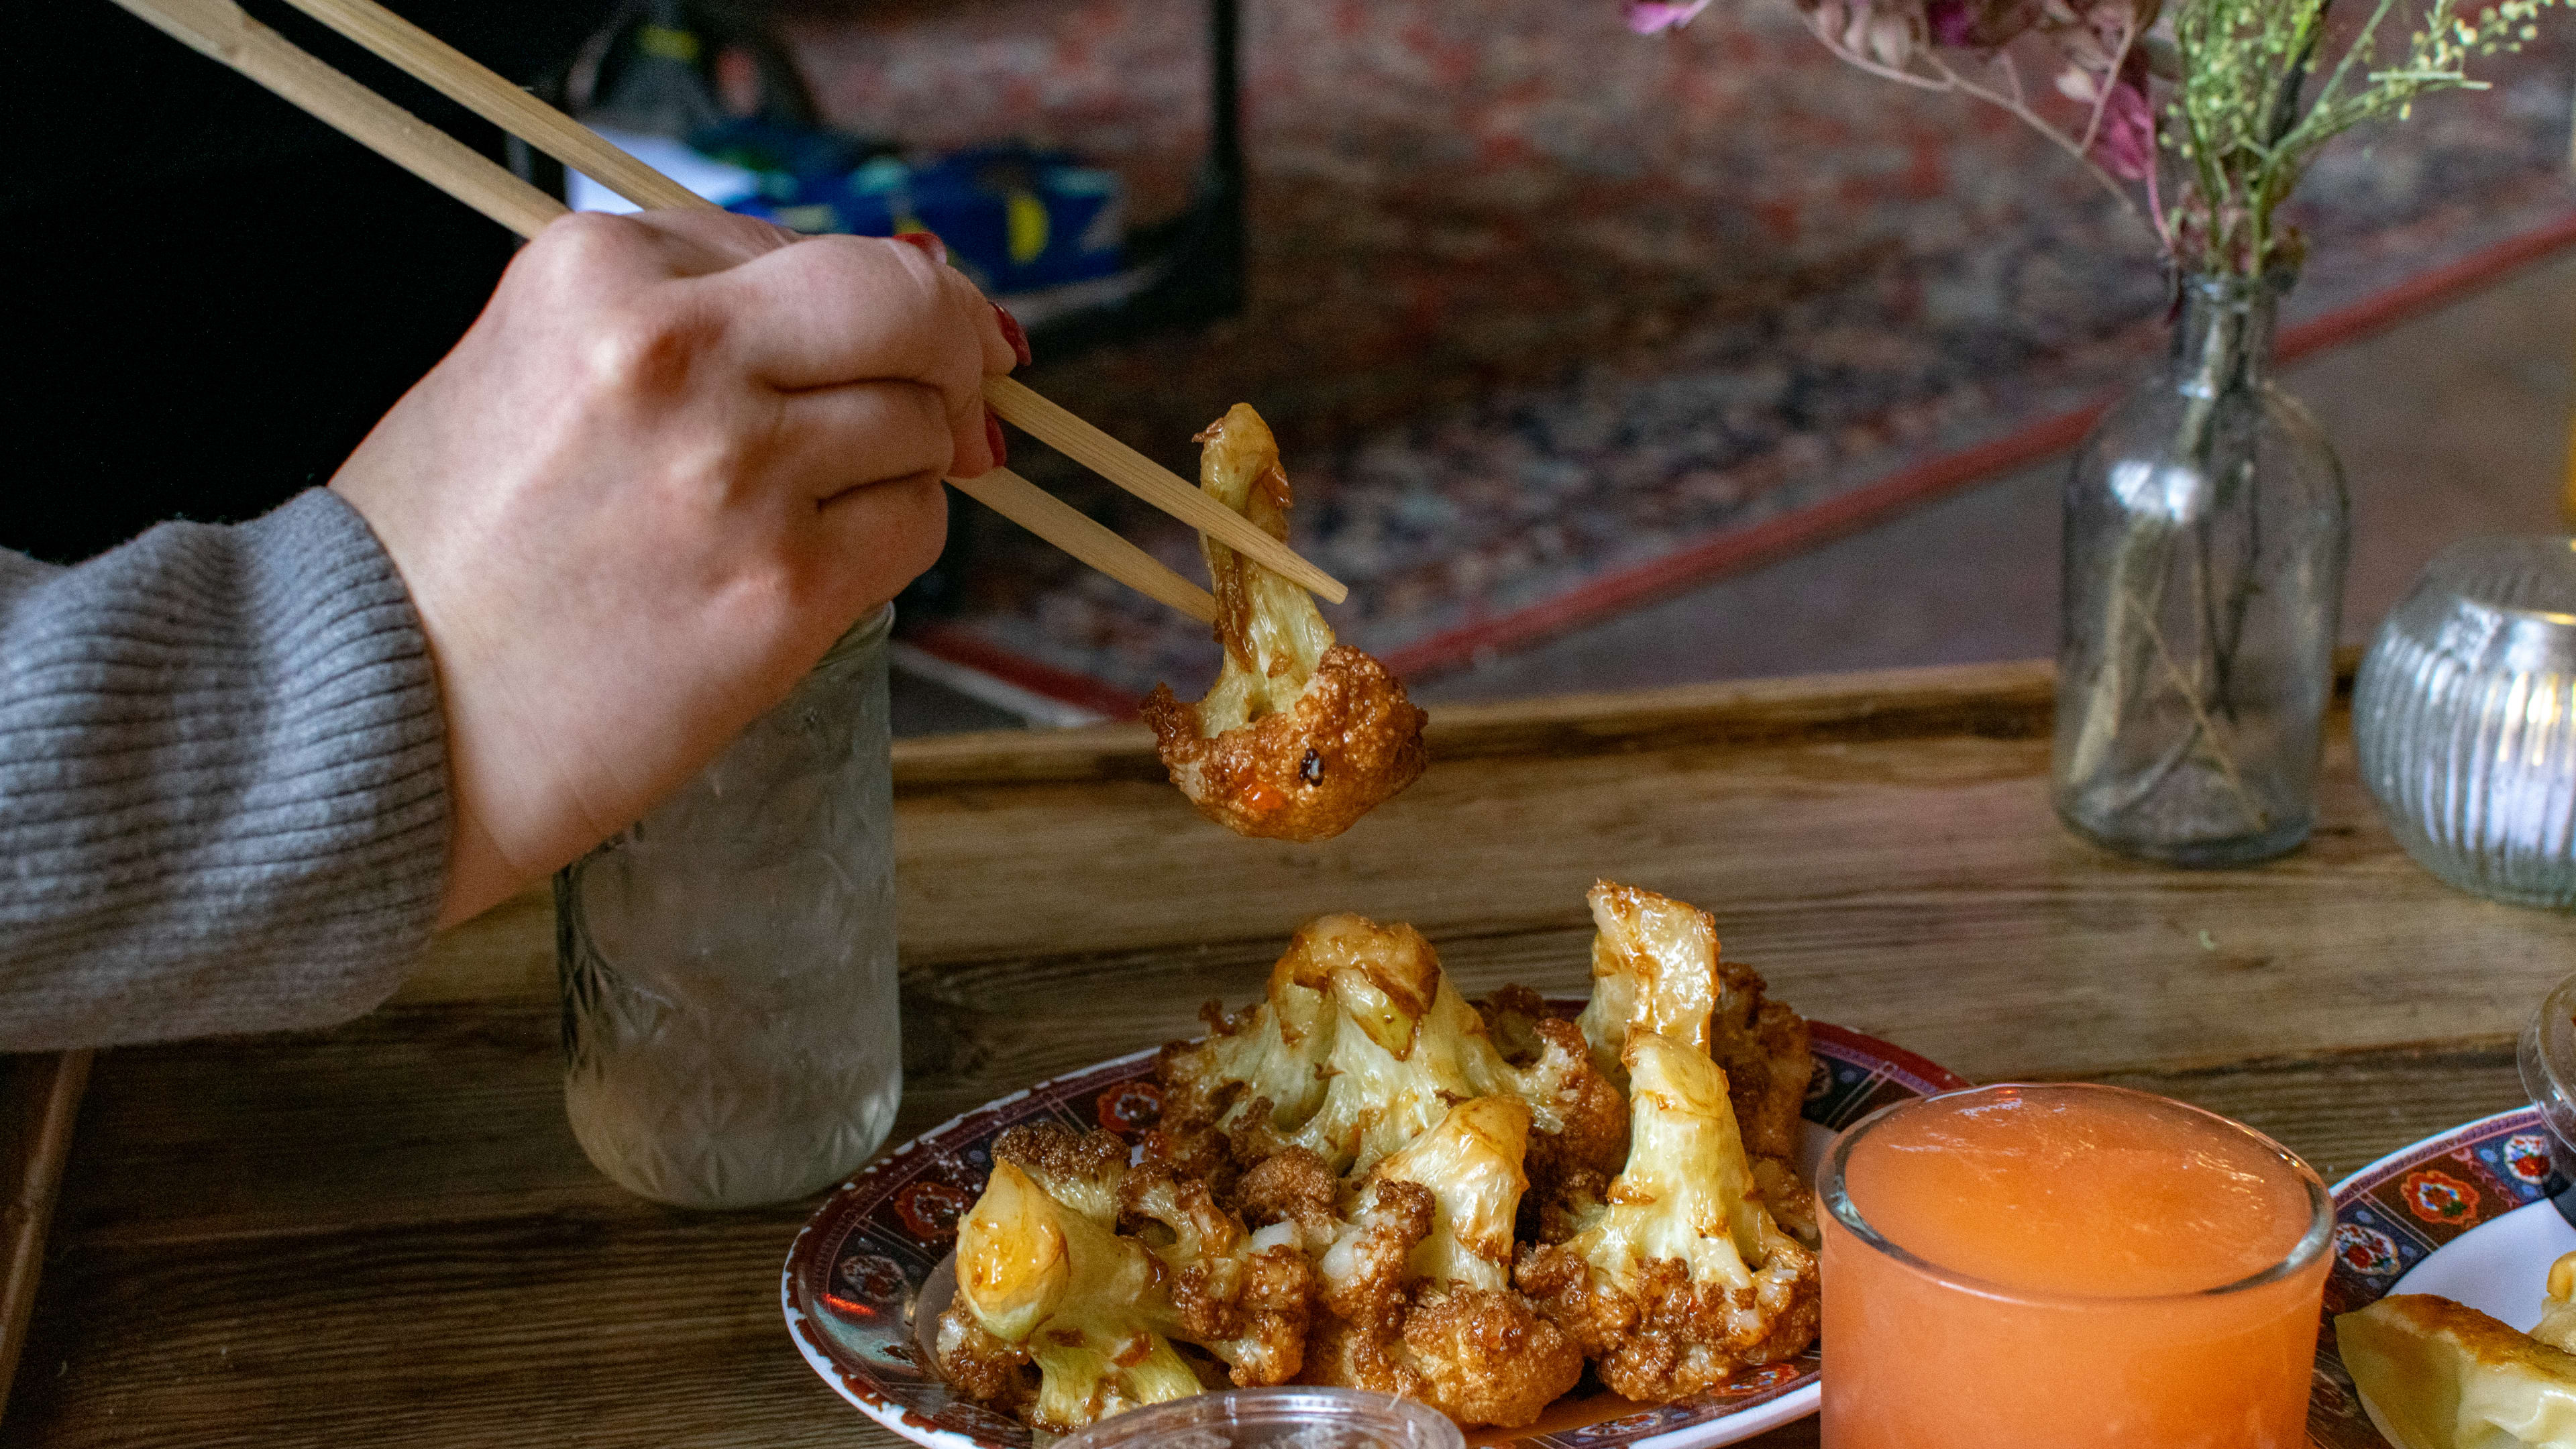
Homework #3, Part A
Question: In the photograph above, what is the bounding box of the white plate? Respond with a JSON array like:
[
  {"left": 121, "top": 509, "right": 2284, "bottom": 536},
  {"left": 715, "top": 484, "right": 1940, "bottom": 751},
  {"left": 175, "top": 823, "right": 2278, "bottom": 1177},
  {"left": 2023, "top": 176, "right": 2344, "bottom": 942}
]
[{"left": 2307, "top": 1106, "right": 2570, "bottom": 1448}]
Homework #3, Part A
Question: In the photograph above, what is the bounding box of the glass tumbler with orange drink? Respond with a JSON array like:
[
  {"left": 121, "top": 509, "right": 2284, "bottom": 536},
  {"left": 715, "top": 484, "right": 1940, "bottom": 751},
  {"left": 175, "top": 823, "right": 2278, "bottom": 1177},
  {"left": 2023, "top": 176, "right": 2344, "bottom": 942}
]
[{"left": 1818, "top": 1083, "right": 2332, "bottom": 1448}]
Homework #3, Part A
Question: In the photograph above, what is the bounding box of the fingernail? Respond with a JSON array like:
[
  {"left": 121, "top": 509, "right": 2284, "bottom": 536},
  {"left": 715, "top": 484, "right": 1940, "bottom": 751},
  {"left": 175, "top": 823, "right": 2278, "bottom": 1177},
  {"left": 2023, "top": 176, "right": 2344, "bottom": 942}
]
[
  {"left": 892, "top": 230, "right": 947, "bottom": 265},
  {"left": 994, "top": 303, "right": 1033, "bottom": 368},
  {"left": 983, "top": 408, "right": 1008, "bottom": 470}
]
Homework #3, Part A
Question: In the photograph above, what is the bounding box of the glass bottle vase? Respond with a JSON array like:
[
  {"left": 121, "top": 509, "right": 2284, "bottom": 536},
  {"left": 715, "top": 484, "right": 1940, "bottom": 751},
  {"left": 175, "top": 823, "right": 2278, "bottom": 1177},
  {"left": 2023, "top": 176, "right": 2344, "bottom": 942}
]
[
  {"left": 555, "top": 606, "right": 900, "bottom": 1208},
  {"left": 2053, "top": 273, "right": 2350, "bottom": 865}
]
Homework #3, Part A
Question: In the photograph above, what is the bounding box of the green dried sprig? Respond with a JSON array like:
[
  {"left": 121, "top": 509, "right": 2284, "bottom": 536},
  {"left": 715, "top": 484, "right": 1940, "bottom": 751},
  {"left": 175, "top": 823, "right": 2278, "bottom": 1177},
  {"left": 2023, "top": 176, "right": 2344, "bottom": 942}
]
[{"left": 2165, "top": 0, "right": 2569, "bottom": 276}]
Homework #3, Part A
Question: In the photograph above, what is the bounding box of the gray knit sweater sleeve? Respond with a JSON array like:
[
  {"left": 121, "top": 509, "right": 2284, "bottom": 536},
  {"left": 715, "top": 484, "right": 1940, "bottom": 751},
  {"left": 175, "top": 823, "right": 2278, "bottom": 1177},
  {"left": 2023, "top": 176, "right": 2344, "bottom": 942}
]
[{"left": 0, "top": 490, "right": 448, "bottom": 1049}]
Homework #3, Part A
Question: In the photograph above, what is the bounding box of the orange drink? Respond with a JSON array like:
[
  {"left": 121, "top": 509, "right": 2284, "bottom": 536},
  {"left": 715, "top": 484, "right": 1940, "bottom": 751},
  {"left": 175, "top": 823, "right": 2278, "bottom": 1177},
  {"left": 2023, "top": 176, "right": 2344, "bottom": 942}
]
[{"left": 1818, "top": 1083, "right": 2331, "bottom": 1448}]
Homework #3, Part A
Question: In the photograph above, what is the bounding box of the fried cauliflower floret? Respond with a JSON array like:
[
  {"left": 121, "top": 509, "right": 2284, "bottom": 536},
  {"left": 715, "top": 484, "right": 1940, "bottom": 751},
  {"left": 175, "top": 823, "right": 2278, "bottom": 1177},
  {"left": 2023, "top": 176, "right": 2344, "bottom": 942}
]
[
  {"left": 943, "top": 1161, "right": 1203, "bottom": 1432},
  {"left": 1118, "top": 1161, "right": 1316, "bottom": 1386},
  {"left": 1712, "top": 963, "right": 1811, "bottom": 1165},
  {"left": 1576, "top": 880, "right": 1722, "bottom": 1084},
  {"left": 1516, "top": 1034, "right": 1819, "bottom": 1403},
  {"left": 1477, "top": 985, "right": 1631, "bottom": 1206},
  {"left": 1572, "top": 881, "right": 1816, "bottom": 1245},
  {"left": 1154, "top": 949, "right": 1340, "bottom": 1177},
  {"left": 1301, "top": 1097, "right": 1585, "bottom": 1428},
  {"left": 1159, "top": 913, "right": 1625, "bottom": 1181},
  {"left": 1139, "top": 405, "right": 1428, "bottom": 843}
]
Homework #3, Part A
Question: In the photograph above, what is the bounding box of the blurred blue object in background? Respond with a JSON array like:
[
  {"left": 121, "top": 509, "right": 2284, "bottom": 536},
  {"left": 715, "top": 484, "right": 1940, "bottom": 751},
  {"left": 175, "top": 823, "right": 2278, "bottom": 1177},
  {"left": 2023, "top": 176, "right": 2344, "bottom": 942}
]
[
  {"left": 569, "top": 119, "right": 1126, "bottom": 301},
  {"left": 727, "top": 139, "right": 1126, "bottom": 298}
]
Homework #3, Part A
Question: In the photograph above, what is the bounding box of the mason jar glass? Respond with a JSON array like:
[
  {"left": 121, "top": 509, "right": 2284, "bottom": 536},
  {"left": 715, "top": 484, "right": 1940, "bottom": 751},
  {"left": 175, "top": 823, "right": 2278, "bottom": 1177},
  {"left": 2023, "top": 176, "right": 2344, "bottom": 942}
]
[{"left": 556, "top": 606, "right": 900, "bottom": 1208}]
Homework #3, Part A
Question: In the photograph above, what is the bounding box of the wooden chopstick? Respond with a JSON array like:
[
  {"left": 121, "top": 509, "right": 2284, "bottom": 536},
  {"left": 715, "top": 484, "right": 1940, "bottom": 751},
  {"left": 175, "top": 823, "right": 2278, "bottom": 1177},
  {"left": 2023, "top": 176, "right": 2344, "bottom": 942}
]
[
  {"left": 112, "top": 0, "right": 565, "bottom": 237},
  {"left": 980, "top": 378, "right": 1346, "bottom": 601},
  {"left": 109, "top": 0, "right": 1227, "bottom": 629},
  {"left": 950, "top": 470, "right": 1216, "bottom": 623},
  {"left": 0, "top": 1050, "right": 94, "bottom": 1423},
  {"left": 268, "top": 0, "right": 1350, "bottom": 605},
  {"left": 273, "top": 0, "right": 706, "bottom": 212}
]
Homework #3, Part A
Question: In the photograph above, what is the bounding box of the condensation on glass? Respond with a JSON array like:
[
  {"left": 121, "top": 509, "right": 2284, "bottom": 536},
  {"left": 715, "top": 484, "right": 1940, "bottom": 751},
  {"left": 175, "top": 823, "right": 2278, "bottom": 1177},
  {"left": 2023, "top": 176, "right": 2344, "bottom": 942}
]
[
  {"left": 556, "top": 606, "right": 899, "bottom": 1208},
  {"left": 2054, "top": 272, "right": 2350, "bottom": 865},
  {"left": 2357, "top": 537, "right": 2576, "bottom": 908}
]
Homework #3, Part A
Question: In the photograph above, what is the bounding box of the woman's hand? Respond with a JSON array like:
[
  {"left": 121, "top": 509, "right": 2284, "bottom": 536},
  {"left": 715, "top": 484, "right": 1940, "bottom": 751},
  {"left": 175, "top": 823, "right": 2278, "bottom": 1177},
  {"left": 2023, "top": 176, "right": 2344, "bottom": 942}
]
[{"left": 329, "top": 209, "right": 1017, "bottom": 926}]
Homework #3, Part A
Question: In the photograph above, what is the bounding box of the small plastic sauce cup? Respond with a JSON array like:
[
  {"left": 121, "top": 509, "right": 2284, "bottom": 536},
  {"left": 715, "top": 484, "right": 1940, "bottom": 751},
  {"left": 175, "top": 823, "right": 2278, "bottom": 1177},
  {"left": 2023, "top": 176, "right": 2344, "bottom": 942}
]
[{"left": 1053, "top": 1388, "right": 1464, "bottom": 1449}]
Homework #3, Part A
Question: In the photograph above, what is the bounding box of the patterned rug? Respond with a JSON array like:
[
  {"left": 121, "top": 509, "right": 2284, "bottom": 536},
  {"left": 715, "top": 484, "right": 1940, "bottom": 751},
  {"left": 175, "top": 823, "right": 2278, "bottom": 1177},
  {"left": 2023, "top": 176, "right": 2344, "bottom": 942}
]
[{"left": 784, "top": 0, "right": 2576, "bottom": 714}]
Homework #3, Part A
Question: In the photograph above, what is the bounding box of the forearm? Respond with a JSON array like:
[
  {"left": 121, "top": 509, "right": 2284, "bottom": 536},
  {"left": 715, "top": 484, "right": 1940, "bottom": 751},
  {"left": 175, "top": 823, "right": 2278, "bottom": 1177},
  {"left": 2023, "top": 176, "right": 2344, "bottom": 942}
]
[{"left": 0, "top": 490, "right": 448, "bottom": 1049}]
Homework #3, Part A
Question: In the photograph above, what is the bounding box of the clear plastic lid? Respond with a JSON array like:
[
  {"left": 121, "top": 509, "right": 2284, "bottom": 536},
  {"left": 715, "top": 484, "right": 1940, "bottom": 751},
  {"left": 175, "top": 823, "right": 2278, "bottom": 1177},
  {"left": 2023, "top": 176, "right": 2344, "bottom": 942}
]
[
  {"left": 1052, "top": 1389, "right": 1464, "bottom": 1449},
  {"left": 2522, "top": 968, "right": 2576, "bottom": 1151}
]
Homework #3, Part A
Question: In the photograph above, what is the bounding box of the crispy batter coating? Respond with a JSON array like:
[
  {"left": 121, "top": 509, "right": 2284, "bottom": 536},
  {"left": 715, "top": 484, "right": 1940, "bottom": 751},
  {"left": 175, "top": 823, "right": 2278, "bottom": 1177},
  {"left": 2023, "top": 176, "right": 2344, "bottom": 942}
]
[
  {"left": 1479, "top": 987, "right": 1630, "bottom": 1246},
  {"left": 1517, "top": 1016, "right": 1631, "bottom": 1192},
  {"left": 1117, "top": 1161, "right": 1316, "bottom": 1387},
  {"left": 1140, "top": 405, "right": 1427, "bottom": 843},
  {"left": 932, "top": 1299, "right": 1036, "bottom": 1413},
  {"left": 993, "top": 1122, "right": 1129, "bottom": 1229},
  {"left": 1316, "top": 1179, "right": 1436, "bottom": 1333},
  {"left": 1714, "top": 973, "right": 1811, "bottom": 1164},
  {"left": 1711, "top": 965, "right": 1816, "bottom": 1247},
  {"left": 1516, "top": 1250, "right": 1819, "bottom": 1402},
  {"left": 1235, "top": 1146, "right": 1342, "bottom": 1248},
  {"left": 1303, "top": 1285, "right": 1585, "bottom": 1428},
  {"left": 1514, "top": 1035, "right": 1820, "bottom": 1404}
]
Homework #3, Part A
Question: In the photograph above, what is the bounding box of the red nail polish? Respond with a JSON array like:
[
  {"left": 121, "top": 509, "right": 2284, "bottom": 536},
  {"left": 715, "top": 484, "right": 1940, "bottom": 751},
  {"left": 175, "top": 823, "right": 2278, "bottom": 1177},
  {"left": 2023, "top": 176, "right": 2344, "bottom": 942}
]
[
  {"left": 984, "top": 409, "right": 1008, "bottom": 470},
  {"left": 892, "top": 230, "right": 947, "bottom": 265},
  {"left": 994, "top": 303, "right": 1033, "bottom": 368}
]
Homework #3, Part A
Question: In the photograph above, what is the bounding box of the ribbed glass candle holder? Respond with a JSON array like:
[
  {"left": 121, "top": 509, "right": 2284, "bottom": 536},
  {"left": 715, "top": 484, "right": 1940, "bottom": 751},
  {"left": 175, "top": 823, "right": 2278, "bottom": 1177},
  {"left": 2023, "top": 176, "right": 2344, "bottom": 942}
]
[{"left": 2354, "top": 537, "right": 2576, "bottom": 908}]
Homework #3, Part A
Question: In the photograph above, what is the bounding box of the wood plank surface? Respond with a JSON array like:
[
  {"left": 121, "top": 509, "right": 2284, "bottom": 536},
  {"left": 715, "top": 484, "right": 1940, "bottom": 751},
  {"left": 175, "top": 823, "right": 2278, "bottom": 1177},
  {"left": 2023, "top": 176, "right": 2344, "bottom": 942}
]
[{"left": 9, "top": 660, "right": 2571, "bottom": 1448}]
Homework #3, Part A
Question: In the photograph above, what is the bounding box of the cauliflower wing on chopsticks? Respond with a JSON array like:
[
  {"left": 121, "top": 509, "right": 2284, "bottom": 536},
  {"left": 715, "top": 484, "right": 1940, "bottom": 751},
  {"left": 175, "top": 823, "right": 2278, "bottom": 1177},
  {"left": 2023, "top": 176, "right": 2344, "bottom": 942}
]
[
  {"left": 1515, "top": 1032, "right": 1821, "bottom": 1402},
  {"left": 1140, "top": 405, "right": 1428, "bottom": 843}
]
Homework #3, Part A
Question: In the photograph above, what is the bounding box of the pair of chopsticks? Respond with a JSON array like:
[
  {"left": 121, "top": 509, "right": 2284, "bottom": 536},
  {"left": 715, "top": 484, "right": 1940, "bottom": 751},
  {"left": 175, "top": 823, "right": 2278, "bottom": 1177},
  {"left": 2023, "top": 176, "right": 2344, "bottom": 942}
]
[{"left": 109, "top": 0, "right": 1352, "bottom": 628}]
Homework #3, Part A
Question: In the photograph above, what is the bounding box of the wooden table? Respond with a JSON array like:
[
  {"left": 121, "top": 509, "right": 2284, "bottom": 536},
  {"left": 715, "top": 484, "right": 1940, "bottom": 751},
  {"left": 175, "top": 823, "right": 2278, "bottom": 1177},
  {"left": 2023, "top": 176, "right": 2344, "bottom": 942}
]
[{"left": 5, "top": 660, "right": 2570, "bottom": 1447}]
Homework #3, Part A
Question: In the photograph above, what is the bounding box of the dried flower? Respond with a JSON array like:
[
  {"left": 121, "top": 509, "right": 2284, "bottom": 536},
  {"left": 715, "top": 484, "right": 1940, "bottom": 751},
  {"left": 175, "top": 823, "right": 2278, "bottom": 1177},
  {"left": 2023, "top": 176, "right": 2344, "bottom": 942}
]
[
  {"left": 1926, "top": 0, "right": 2039, "bottom": 49},
  {"left": 1654, "top": 0, "right": 2568, "bottom": 276},
  {"left": 1625, "top": 0, "right": 1715, "bottom": 32},
  {"left": 2087, "top": 59, "right": 2154, "bottom": 178}
]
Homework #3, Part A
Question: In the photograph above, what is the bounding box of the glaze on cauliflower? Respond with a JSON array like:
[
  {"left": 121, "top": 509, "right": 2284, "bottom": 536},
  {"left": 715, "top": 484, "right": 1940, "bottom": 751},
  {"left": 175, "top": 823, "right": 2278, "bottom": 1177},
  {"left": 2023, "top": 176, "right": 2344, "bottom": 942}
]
[
  {"left": 942, "top": 1160, "right": 1205, "bottom": 1432},
  {"left": 1139, "top": 405, "right": 1428, "bottom": 843},
  {"left": 1576, "top": 880, "right": 1722, "bottom": 1083},
  {"left": 1302, "top": 1097, "right": 1586, "bottom": 1428},
  {"left": 1516, "top": 1033, "right": 1820, "bottom": 1402}
]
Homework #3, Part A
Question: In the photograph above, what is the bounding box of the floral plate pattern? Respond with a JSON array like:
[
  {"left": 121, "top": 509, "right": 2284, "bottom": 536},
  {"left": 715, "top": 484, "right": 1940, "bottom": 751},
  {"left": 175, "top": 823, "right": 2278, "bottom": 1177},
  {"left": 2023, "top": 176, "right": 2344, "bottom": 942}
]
[
  {"left": 782, "top": 1016, "right": 1970, "bottom": 1449},
  {"left": 2308, "top": 1106, "right": 2567, "bottom": 1446}
]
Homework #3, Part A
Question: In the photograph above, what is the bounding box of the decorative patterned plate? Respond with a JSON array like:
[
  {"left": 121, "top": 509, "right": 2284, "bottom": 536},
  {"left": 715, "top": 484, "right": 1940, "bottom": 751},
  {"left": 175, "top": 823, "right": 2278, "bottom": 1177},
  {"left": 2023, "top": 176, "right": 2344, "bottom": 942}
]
[
  {"left": 2308, "top": 1106, "right": 2570, "bottom": 1447},
  {"left": 782, "top": 1016, "right": 1970, "bottom": 1449}
]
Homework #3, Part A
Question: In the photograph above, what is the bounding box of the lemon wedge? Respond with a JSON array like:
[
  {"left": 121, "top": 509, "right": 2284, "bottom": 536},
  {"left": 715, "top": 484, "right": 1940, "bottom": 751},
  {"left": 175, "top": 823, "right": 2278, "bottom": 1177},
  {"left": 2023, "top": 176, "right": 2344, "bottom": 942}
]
[{"left": 2339, "top": 1294, "right": 2576, "bottom": 1449}]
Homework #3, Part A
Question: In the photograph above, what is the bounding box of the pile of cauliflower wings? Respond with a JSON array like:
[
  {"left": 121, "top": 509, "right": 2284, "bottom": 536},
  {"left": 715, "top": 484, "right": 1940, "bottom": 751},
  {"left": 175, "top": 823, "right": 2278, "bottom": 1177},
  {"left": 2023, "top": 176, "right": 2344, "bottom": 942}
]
[{"left": 932, "top": 881, "right": 1821, "bottom": 1432}]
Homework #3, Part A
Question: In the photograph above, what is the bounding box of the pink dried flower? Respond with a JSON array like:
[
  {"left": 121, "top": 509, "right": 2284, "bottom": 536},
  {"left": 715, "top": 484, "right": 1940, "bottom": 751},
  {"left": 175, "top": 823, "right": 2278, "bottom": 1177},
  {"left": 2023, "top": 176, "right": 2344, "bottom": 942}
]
[
  {"left": 2087, "top": 58, "right": 2154, "bottom": 179},
  {"left": 1625, "top": 0, "right": 1715, "bottom": 32},
  {"left": 1925, "top": 0, "right": 2038, "bottom": 50}
]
